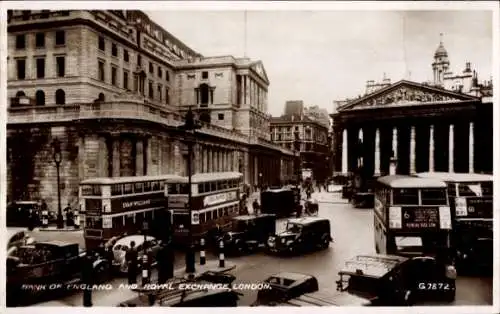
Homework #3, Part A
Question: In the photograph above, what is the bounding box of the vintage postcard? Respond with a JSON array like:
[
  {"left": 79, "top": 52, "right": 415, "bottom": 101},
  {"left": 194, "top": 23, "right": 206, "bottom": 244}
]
[{"left": 1, "top": 1, "right": 498, "bottom": 313}]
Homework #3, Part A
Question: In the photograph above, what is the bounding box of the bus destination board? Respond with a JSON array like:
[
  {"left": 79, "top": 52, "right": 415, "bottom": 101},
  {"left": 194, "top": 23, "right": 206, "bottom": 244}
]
[{"left": 402, "top": 207, "right": 438, "bottom": 229}]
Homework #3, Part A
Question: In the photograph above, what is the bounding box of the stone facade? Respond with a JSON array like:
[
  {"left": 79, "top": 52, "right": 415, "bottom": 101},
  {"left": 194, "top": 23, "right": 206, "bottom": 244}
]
[{"left": 6, "top": 10, "right": 295, "bottom": 211}]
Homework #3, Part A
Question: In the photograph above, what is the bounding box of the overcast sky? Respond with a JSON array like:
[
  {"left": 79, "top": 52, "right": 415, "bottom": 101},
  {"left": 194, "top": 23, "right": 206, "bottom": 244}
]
[{"left": 146, "top": 10, "right": 493, "bottom": 116}]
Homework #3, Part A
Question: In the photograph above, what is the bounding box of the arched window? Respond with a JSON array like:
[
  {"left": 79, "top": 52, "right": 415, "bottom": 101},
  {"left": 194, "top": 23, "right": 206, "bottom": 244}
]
[
  {"left": 98, "top": 93, "right": 105, "bottom": 101},
  {"left": 35, "top": 90, "right": 45, "bottom": 106},
  {"left": 16, "top": 91, "right": 26, "bottom": 97},
  {"left": 55, "top": 89, "right": 65, "bottom": 105}
]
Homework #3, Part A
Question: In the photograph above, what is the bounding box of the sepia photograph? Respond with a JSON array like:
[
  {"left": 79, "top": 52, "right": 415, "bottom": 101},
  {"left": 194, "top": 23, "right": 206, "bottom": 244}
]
[{"left": 1, "top": 1, "right": 498, "bottom": 312}]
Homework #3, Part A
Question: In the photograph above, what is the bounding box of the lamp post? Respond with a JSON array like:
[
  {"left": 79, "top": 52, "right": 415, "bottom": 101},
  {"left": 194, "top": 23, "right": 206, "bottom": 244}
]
[
  {"left": 179, "top": 107, "right": 201, "bottom": 276},
  {"left": 52, "top": 138, "right": 64, "bottom": 229},
  {"left": 293, "top": 130, "right": 301, "bottom": 188},
  {"left": 258, "top": 172, "right": 263, "bottom": 191}
]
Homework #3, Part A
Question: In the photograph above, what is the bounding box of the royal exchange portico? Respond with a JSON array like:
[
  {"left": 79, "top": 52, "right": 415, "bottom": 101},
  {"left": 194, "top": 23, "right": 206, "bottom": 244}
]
[{"left": 332, "top": 80, "right": 493, "bottom": 178}]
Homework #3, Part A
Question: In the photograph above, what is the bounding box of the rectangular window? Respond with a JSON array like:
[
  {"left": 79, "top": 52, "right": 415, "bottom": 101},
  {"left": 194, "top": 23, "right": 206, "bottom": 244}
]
[
  {"left": 218, "top": 113, "right": 224, "bottom": 120},
  {"left": 165, "top": 87, "right": 170, "bottom": 105},
  {"left": 133, "top": 75, "right": 138, "bottom": 92},
  {"left": 123, "top": 70, "right": 129, "bottom": 90},
  {"left": 149, "top": 80, "right": 154, "bottom": 98},
  {"left": 149, "top": 62, "right": 154, "bottom": 73},
  {"left": 56, "top": 56, "right": 65, "bottom": 77},
  {"left": 392, "top": 189, "right": 419, "bottom": 206},
  {"left": 16, "top": 34, "right": 25, "bottom": 49},
  {"left": 111, "top": 184, "right": 122, "bottom": 195},
  {"left": 158, "top": 67, "right": 162, "bottom": 78},
  {"left": 421, "top": 188, "right": 447, "bottom": 206},
  {"left": 111, "top": 67, "right": 117, "bottom": 86},
  {"left": 158, "top": 84, "right": 162, "bottom": 101},
  {"left": 17, "top": 59, "right": 26, "bottom": 80},
  {"left": 124, "top": 49, "right": 129, "bottom": 62},
  {"left": 98, "top": 36, "right": 105, "bottom": 51},
  {"left": 137, "top": 54, "right": 142, "bottom": 66},
  {"left": 123, "top": 183, "right": 133, "bottom": 194},
  {"left": 55, "top": 30, "right": 65, "bottom": 46},
  {"left": 35, "top": 32, "right": 45, "bottom": 48},
  {"left": 166, "top": 71, "right": 170, "bottom": 81},
  {"left": 98, "top": 60, "right": 105, "bottom": 81},
  {"left": 36, "top": 58, "right": 45, "bottom": 78},
  {"left": 202, "top": 71, "right": 208, "bottom": 79},
  {"left": 111, "top": 43, "right": 118, "bottom": 57}
]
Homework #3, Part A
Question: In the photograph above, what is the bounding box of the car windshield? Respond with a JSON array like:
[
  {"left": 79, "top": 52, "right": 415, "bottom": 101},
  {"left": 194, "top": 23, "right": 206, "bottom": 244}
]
[
  {"left": 458, "top": 182, "right": 492, "bottom": 197},
  {"left": 234, "top": 220, "right": 251, "bottom": 232},
  {"left": 286, "top": 223, "right": 302, "bottom": 233},
  {"left": 393, "top": 236, "right": 448, "bottom": 254},
  {"left": 338, "top": 273, "right": 380, "bottom": 296}
]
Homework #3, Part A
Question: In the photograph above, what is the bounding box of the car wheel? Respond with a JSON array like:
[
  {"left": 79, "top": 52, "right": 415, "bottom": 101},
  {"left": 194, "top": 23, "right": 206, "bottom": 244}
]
[{"left": 444, "top": 290, "right": 456, "bottom": 303}]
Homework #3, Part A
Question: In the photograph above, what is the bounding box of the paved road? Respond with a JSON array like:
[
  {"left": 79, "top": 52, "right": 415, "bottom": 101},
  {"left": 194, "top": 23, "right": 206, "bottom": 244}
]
[{"left": 18, "top": 191, "right": 492, "bottom": 306}]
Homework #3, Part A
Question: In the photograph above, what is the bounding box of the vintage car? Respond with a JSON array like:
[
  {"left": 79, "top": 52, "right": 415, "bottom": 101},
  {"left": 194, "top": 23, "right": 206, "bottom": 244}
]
[
  {"left": 261, "top": 188, "right": 298, "bottom": 217},
  {"left": 7, "top": 228, "right": 35, "bottom": 254},
  {"left": 119, "top": 278, "right": 240, "bottom": 307},
  {"left": 252, "top": 272, "right": 319, "bottom": 306},
  {"left": 6, "top": 240, "right": 104, "bottom": 306},
  {"left": 275, "top": 290, "right": 371, "bottom": 306},
  {"left": 7, "top": 201, "right": 41, "bottom": 228},
  {"left": 267, "top": 217, "right": 332, "bottom": 254},
  {"left": 220, "top": 214, "right": 276, "bottom": 254},
  {"left": 112, "top": 235, "right": 161, "bottom": 273},
  {"left": 336, "top": 254, "right": 456, "bottom": 306}
]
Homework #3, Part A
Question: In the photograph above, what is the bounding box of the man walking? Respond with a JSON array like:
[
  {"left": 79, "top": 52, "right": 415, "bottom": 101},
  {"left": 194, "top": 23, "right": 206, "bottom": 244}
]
[{"left": 126, "top": 241, "right": 138, "bottom": 284}]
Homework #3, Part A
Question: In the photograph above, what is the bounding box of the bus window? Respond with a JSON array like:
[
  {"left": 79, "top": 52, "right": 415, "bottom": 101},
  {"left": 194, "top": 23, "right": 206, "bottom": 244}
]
[
  {"left": 223, "top": 207, "right": 228, "bottom": 216},
  {"left": 124, "top": 183, "right": 133, "bottom": 194},
  {"left": 151, "top": 181, "right": 159, "bottom": 191},
  {"left": 447, "top": 183, "right": 457, "bottom": 198},
  {"left": 85, "top": 217, "right": 102, "bottom": 228},
  {"left": 179, "top": 184, "right": 189, "bottom": 194},
  {"left": 481, "top": 182, "right": 493, "bottom": 196},
  {"left": 199, "top": 213, "right": 206, "bottom": 223},
  {"left": 144, "top": 182, "right": 152, "bottom": 192},
  {"left": 421, "top": 188, "right": 447, "bottom": 205},
  {"left": 113, "top": 216, "right": 124, "bottom": 228},
  {"left": 393, "top": 188, "right": 419, "bottom": 205},
  {"left": 111, "top": 184, "right": 122, "bottom": 196},
  {"left": 210, "top": 182, "right": 216, "bottom": 192},
  {"left": 213, "top": 209, "right": 218, "bottom": 219},
  {"left": 206, "top": 211, "right": 212, "bottom": 221},
  {"left": 159, "top": 181, "right": 165, "bottom": 191},
  {"left": 221, "top": 181, "right": 227, "bottom": 190},
  {"left": 134, "top": 183, "right": 143, "bottom": 193},
  {"left": 458, "top": 182, "right": 491, "bottom": 197},
  {"left": 125, "top": 214, "right": 135, "bottom": 227},
  {"left": 218, "top": 208, "right": 223, "bottom": 217},
  {"left": 204, "top": 183, "right": 210, "bottom": 193},
  {"left": 82, "top": 185, "right": 101, "bottom": 196}
]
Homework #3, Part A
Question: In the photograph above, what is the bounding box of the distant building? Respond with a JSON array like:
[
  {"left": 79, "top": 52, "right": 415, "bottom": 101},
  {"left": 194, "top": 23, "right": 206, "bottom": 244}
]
[
  {"left": 331, "top": 37, "right": 493, "bottom": 178},
  {"left": 284, "top": 100, "right": 304, "bottom": 116},
  {"left": 270, "top": 109, "right": 331, "bottom": 183},
  {"left": 303, "top": 105, "right": 330, "bottom": 128}
]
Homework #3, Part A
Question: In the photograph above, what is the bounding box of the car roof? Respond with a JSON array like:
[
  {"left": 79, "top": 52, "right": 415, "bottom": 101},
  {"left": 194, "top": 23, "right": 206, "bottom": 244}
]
[
  {"left": 13, "top": 201, "right": 39, "bottom": 205},
  {"left": 271, "top": 272, "right": 312, "bottom": 282},
  {"left": 233, "top": 214, "right": 275, "bottom": 221},
  {"left": 377, "top": 175, "right": 446, "bottom": 188},
  {"left": 7, "top": 228, "right": 26, "bottom": 238},
  {"left": 340, "top": 254, "right": 408, "bottom": 278},
  {"left": 36, "top": 240, "right": 76, "bottom": 247},
  {"left": 414, "top": 172, "right": 493, "bottom": 183},
  {"left": 287, "top": 217, "right": 329, "bottom": 225},
  {"left": 80, "top": 174, "right": 184, "bottom": 185},
  {"left": 115, "top": 235, "right": 155, "bottom": 246},
  {"left": 263, "top": 188, "right": 292, "bottom": 193}
]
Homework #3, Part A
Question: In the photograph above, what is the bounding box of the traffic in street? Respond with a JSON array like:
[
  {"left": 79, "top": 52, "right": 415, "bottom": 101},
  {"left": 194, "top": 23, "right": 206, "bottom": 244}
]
[{"left": 17, "top": 190, "right": 492, "bottom": 307}]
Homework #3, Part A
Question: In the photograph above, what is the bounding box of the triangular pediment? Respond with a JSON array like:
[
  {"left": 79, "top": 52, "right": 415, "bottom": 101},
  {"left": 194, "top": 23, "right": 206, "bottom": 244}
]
[
  {"left": 339, "top": 80, "right": 479, "bottom": 111},
  {"left": 251, "top": 61, "right": 269, "bottom": 84}
]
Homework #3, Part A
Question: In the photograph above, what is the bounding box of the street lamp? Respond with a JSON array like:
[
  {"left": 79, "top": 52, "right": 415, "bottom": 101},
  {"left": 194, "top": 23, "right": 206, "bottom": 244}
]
[
  {"left": 258, "top": 173, "right": 263, "bottom": 191},
  {"left": 179, "top": 107, "right": 201, "bottom": 275},
  {"left": 52, "top": 138, "right": 64, "bottom": 229}
]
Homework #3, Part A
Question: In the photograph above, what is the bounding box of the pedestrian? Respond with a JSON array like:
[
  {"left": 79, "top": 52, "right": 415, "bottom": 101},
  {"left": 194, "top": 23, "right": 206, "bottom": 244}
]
[
  {"left": 27, "top": 208, "right": 35, "bottom": 231},
  {"left": 252, "top": 199, "right": 260, "bottom": 216},
  {"left": 126, "top": 241, "right": 138, "bottom": 284},
  {"left": 296, "top": 204, "right": 303, "bottom": 218},
  {"left": 64, "top": 203, "right": 73, "bottom": 227},
  {"left": 104, "top": 243, "right": 114, "bottom": 272}
]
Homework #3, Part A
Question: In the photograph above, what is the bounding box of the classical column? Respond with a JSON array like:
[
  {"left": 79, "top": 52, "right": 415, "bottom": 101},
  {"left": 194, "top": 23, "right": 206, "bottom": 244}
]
[
  {"left": 207, "top": 148, "right": 212, "bottom": 172},
  {"left": 448, "top": 124, "right": 454, "bottom": 173},
  {"left": 341, "top": 129, "right": 348, "bottom": 174},
  {"left": 410, "top": 126, "right": 416, "bottom": 174},
  {"left": 374, "top": 128, "right": 381, "bottom": 176},
  {"left": 78, "top": 136, "right": 86, "bottom": 180},
  {"left": 112, "top": 136, "right": 120, "bottom": 177},
  {"left": 146, "top": 137, "right": 153, "bottom": 175},
  {"left": 158, "top": 137, "right": 163, "bottom": 175},
  {"left": 358, "top": 128, "right": 364, "bottom": 167},
  {"left": 98, "top": 136, "right": 108, "bottom": 177},
  {"left": 392, "top": 127, "right": 398, "bottom": 159},
  {"left": 469, "top": 122, "right": 474, "bottom": 173},
  {"left": 135, "top": 138, "right": 144, "bottom": 176},
  {"left": 429, "top": 125, "right": 435, "bottom": 172}
]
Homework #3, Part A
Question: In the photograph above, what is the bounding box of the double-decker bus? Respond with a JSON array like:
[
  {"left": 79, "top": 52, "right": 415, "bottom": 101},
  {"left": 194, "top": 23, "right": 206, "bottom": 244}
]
[
  {"left": 79, "top": 175, "right": 182, "bottom": 250},
  {"left": 414, "top": 172, "right": 493, "bottom": 270},
  {"left": 373, "top": 175, "right": 453, "bottom": 263},
  {"left": 166, "top": 172, "right": 243, "bottom": 246}
]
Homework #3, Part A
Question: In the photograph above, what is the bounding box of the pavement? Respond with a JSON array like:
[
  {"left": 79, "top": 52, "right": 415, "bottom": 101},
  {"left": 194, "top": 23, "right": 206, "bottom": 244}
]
[{"left": 16, "top": 190, "right": 493, "bottom": 307}]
